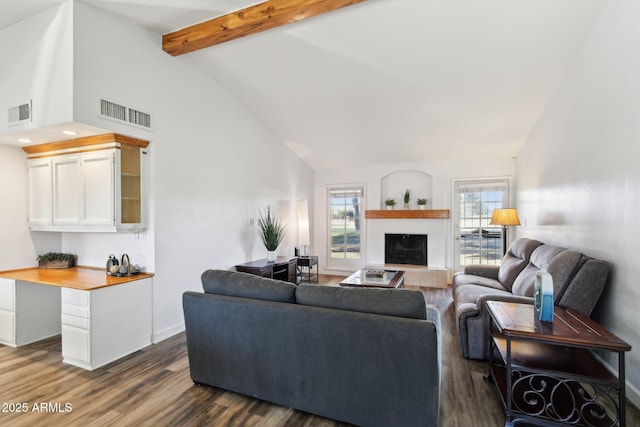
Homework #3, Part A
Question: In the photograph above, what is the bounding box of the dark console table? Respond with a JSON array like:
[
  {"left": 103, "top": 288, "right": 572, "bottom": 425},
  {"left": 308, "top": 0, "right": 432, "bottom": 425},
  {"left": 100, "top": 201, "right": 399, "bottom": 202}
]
[
  {"left": 235, "top": 257, "right": 297, "bottom": 284},
  {"left": 486, "top": 301, "right": 631, "bottom": 427}
]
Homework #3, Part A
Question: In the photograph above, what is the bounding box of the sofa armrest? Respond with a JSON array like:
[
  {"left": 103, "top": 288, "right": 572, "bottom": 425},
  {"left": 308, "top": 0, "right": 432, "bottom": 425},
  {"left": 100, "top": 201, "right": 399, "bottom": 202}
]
[
  {"left": 476, "top": 294, "right": 534, "bottom": 314},
  {"left": 458, "top": 294, "right": 534, "bottom": 360},
  {"left": 463, "top": 264, "right": 500, "bottom": 280}
]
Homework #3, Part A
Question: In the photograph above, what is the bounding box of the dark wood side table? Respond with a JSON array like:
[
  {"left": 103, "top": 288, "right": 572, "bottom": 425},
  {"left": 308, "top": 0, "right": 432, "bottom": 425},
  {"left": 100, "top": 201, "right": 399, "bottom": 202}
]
[
  {"left": 235, "top": 257, "right": 297, "bottom": 284},
  {"left": 296, "top": 256, "right": 318, "bottom": 284},
  {"left": 485, "top": 301, "right": 631, "bottom": 427}
]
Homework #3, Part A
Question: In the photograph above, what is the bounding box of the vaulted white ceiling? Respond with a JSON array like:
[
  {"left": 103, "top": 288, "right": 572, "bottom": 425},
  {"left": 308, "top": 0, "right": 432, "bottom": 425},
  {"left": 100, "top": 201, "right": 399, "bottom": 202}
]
[{"left": 0, "top": 0, "right": 607, "bottom": 170}]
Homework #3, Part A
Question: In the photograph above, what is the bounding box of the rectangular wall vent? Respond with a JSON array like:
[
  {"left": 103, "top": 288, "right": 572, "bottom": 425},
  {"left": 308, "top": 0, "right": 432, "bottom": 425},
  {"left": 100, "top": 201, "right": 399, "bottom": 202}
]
[
  {"left": 8, "top": 101, "right": 32, "bottom": 125},
  {"left": 128, "top": 108, "right": 151, "bottom": 128},
  {"left": 100, "top": 99, "right": 127, "bottom": 121},
  {"left": 99, "top": 99, "right": 152, "bottom": 130}
]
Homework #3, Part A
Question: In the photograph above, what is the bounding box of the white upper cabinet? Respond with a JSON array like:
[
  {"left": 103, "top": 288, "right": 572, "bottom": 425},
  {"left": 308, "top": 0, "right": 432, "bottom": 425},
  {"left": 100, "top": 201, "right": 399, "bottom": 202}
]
[
  {"left": 27, "top": 158, "right": 53, "bottom": 227},
  {"left": 24, "top": 133, "right": 148, "bottom": 232},
  {"left": 53, "top": 154, "right": 83, "bottom": 226},
  {"left": 81, "top": 150, "right": 115, "bottom": 227}
]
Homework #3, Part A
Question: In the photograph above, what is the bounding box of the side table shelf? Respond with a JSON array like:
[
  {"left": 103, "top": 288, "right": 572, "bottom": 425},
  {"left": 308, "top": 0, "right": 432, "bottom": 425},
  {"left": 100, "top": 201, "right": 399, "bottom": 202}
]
[
  {"left": 486, "top": 301, "right": 631, "bottom": 427},
  {"left": 296, "top": 256, "right": 318, "bottom": 284}
]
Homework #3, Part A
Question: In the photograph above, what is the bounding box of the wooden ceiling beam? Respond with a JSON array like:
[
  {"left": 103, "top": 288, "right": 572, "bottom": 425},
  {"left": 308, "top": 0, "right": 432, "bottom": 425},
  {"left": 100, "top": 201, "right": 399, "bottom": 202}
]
[{"left": 162, "top": 0, "right": 367, "bottom": 56}]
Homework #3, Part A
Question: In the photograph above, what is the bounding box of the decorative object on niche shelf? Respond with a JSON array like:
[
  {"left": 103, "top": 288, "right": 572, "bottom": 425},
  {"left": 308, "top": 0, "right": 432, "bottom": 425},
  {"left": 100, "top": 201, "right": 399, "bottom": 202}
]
[
  {"left": 384, "top": 198, "right": 396, "bottom": 210},
  {"left": 402, "top": 189, "right": 411, "bottom": 209},
  {"left": 417, "top": 198, "right": 427, "bottom": 210},
  {"left": 490, "top": 208, "right": 521, "bottom": 256},
  {"left": 37, "top": 252, "right": 76, "bottom": 269},
  {"left": 534, "top": 264, "right": 554, "bottom": 322},
  {"left": 258, "top": 206, "right": 286, "bottom": 262}
]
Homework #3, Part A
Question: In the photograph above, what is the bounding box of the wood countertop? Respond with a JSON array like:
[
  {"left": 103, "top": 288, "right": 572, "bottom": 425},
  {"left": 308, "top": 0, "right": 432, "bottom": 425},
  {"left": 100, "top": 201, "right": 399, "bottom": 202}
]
[{"left": 0, "top": 266, "right": 154, "bottom": 291}]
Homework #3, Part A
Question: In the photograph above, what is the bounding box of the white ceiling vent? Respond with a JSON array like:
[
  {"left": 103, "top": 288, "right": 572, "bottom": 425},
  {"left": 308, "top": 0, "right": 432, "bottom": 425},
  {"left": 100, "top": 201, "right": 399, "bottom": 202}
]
[
  {"left": 99, "top": 99, "right": 152, "bottom": 130},
  {"left": 8, "top": 101, "right": 32, "bottom": 125}
]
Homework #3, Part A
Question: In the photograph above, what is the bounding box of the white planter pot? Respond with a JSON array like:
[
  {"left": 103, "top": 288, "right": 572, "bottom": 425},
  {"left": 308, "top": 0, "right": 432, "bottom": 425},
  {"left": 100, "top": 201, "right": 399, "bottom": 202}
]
[{"left": 267, "top": 251, "right": 276, "bottom": 262}]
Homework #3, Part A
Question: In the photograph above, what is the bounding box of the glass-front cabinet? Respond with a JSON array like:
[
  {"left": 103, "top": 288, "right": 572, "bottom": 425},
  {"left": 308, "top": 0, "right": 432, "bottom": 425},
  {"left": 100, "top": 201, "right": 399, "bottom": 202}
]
[{"left": 24, "top": 133, "right": 149, "bottom": 232}]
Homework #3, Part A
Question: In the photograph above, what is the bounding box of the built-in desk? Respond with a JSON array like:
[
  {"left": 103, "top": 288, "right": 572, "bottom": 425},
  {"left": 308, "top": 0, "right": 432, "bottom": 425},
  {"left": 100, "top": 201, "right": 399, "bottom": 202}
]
[{"left": 0, "top": 267, "right": 153, "bottom": 371}]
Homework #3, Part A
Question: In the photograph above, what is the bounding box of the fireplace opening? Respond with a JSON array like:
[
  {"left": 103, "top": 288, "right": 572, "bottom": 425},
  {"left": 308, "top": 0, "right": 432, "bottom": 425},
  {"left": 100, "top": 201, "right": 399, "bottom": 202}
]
[{"left": 385, "top": 234, "right": 428, "bottom": 266}]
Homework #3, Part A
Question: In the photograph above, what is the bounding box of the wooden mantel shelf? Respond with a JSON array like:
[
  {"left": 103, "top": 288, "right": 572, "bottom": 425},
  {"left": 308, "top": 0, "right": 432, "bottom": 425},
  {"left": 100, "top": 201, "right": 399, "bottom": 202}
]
[{"left": 365, "top": 209, "right": 450, "bottom": 219}]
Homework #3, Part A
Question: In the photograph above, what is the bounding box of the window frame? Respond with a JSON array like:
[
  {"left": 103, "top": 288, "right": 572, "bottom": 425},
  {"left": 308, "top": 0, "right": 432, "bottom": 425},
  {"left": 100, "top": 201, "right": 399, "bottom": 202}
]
[{"left": 325, "top": 184, "right": 366, "bottom": 272}]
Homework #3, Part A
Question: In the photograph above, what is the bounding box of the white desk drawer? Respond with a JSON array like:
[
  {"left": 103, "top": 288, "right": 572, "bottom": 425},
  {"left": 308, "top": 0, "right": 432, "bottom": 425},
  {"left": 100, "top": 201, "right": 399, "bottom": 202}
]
[
  {"left": 0, "top": 279, "right": 15, "bottom": 312},
  {"left": 62, "top": 313, "right": 90, "bottom": 329},
  {"left": 61, "top": 288, "right": 90, "bottom": 317}
]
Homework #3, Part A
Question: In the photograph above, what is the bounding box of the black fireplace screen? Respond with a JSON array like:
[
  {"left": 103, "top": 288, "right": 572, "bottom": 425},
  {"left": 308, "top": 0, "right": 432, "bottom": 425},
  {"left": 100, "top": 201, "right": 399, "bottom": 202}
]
[{"left": 385, "top": 234, "right": 428, "bottom": 265}]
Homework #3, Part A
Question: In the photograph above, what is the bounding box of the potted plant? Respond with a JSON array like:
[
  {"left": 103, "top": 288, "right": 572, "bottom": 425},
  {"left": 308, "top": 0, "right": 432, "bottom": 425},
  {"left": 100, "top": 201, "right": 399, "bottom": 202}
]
[
  {"left": 37, "top": 252, "right": 76, "bottom": 269},
  {"left": 402, "top": 189, "right": 411, "bottom": 209},
  {"left": 417, "top": 198, "right": 428, "bottom": 210},
  {"left": 258, "top": 206, "right": 286, "bottom": 262},
  {"left": 384, "top": 198, "right": 396, "bottom": 210}
]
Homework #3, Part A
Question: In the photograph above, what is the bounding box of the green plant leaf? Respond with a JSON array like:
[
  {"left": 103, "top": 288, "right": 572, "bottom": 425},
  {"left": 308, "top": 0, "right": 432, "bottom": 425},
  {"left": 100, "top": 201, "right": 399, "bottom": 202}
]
[{"left": 257, "top": 207, "right": 286, "bottom": 251}]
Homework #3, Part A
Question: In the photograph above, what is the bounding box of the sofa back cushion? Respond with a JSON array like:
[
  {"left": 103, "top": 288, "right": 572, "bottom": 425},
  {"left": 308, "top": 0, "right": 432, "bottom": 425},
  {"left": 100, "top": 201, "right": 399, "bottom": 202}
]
[
  {"left": 557, "top": 258, "right": 609, "bottom": 315},
  {"left": 296, "top": 284, "right": 427, "bottom": 319},
  {"left": 498, "top": 238, "right": 543, "bottom": 291},
  {"left": 511, "top": 245, "right": 581, "bottom": 297},
  {"left": 201, "top": 269, "right": 297, "bottom": 303}
]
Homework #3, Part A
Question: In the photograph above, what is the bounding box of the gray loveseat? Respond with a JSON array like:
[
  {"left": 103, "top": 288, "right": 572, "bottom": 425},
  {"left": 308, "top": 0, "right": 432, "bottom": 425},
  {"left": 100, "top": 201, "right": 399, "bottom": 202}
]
[
  {"left": 453, "top": 238, "right": 609, "bottom": 360},
  {"left": 183, "top": 270, "right": 441, "bottom": 427}
]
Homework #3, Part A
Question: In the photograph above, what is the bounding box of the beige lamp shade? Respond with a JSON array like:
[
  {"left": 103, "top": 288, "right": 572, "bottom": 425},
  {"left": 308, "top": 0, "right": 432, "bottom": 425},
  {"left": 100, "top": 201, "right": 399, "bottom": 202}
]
[{"left": 490, "top": 208, "right": 521, "bottom": 226}]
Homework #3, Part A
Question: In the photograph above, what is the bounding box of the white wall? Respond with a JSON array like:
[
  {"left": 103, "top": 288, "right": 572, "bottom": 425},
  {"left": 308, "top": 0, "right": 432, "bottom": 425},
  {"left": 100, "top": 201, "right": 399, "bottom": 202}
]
[
  {"left": 516, "top": 0, "right": 640, "bottom": 406},
  {"left": 70, "top": 2, "right": 314, "bottom": 341},
  {"left": 315, "top": 158, "right": 513, "bottom": 275},
  {"left": 0, "top": 2, "right": 73, "bottom": 133},
  {"left": 0, "top": 146, "right": 62, "bottom": 270}
]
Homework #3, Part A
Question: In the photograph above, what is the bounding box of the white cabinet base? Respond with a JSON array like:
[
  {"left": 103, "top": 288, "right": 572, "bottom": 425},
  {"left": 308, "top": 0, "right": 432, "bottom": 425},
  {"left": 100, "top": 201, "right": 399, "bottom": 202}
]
[
  {"left": 0, "top": 279, "right": 61, "bottom": 347},
  {"left": 61, "top": 278, "right": 152, "bottom": 370}
]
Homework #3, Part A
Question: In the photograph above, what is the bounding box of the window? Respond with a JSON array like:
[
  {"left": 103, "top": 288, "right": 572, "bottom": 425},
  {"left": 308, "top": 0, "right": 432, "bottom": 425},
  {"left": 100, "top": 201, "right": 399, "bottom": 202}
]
[
  {"left": 454, "top": 179, "right": 510, "bottom": 271},
  {"left": 328, "top": 187, "right": 363, "bottom": 263}
]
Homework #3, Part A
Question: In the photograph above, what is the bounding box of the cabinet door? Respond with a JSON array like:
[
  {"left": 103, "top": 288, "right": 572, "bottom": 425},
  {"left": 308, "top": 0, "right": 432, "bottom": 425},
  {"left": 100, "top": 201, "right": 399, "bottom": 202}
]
[
  {"left": 82, "top": 151, "right": 115, "bottom": 227},
  {"left": 53, "top": 155, "right": 82, "bottom": 226},
  {"left": 0, "top": 310, "right": 15, "bottom": 346},
  {"left": 62, "top": 324, "right": 91, "bottom": 366},
  {"left": 27, "top": 158, "right": 53, "bottom": 227}
]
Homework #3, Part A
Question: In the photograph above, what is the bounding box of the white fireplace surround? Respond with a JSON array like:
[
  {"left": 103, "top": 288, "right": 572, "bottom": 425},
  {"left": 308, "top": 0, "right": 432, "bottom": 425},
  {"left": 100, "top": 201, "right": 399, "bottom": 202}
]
[
  {"left": 365, "top": 217, "right": 449, "bottom": 287},
  {"left": 367, "top": 219, "right": 447, "bottom": 267}
]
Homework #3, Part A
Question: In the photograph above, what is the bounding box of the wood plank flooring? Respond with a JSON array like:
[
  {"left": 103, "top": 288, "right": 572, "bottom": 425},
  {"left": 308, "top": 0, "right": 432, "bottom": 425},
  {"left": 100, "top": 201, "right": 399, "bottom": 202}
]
[{"left": 0, "top": 275, "right": 638, "bottom": 426}]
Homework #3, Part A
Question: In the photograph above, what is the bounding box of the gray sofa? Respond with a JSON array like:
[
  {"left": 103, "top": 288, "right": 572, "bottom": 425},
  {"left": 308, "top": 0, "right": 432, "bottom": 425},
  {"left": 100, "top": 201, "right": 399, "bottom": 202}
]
[
  {"left": 453, "top": 237, "right": 609, "bottom": 360},
  {"left": 183, "top": 270, "right": 441, "bottom": 427}
]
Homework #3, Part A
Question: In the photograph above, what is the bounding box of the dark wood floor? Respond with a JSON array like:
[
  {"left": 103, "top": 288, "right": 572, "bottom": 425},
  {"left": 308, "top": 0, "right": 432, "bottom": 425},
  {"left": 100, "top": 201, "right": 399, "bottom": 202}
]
[{"left": 0, "top": 276, "right": 638, "bottom": 426}]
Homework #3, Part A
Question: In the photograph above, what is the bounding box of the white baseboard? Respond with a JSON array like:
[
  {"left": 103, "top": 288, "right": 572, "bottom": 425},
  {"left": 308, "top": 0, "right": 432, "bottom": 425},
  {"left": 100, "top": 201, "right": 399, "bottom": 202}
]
[{"left": 152, "top": 322, "right": 184, "bottom": 344}]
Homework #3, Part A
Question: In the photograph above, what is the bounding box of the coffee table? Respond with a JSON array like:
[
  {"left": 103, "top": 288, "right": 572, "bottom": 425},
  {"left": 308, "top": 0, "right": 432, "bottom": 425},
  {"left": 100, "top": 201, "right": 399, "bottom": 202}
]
[{"left": 340, "top": 269, "right": 405, "bottom": 289}]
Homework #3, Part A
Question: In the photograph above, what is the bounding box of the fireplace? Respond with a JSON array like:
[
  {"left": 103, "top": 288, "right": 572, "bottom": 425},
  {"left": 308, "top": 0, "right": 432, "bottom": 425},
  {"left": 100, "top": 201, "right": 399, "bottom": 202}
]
[{"left": 385, "top": 234, "right": 428, "bottom": 266}]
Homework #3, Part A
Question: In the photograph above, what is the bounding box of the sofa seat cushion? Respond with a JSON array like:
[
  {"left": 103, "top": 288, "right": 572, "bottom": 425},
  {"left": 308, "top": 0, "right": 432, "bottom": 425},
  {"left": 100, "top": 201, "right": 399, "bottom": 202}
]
[
  {"left": 201, "top": 269, "right": 296, "bottom": 303},
  {"left": 451, "top": 273, "right": 509, "bottom": 292},
  {"left": 296, "top": 284, "right": 427, "bottom": 320}
]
